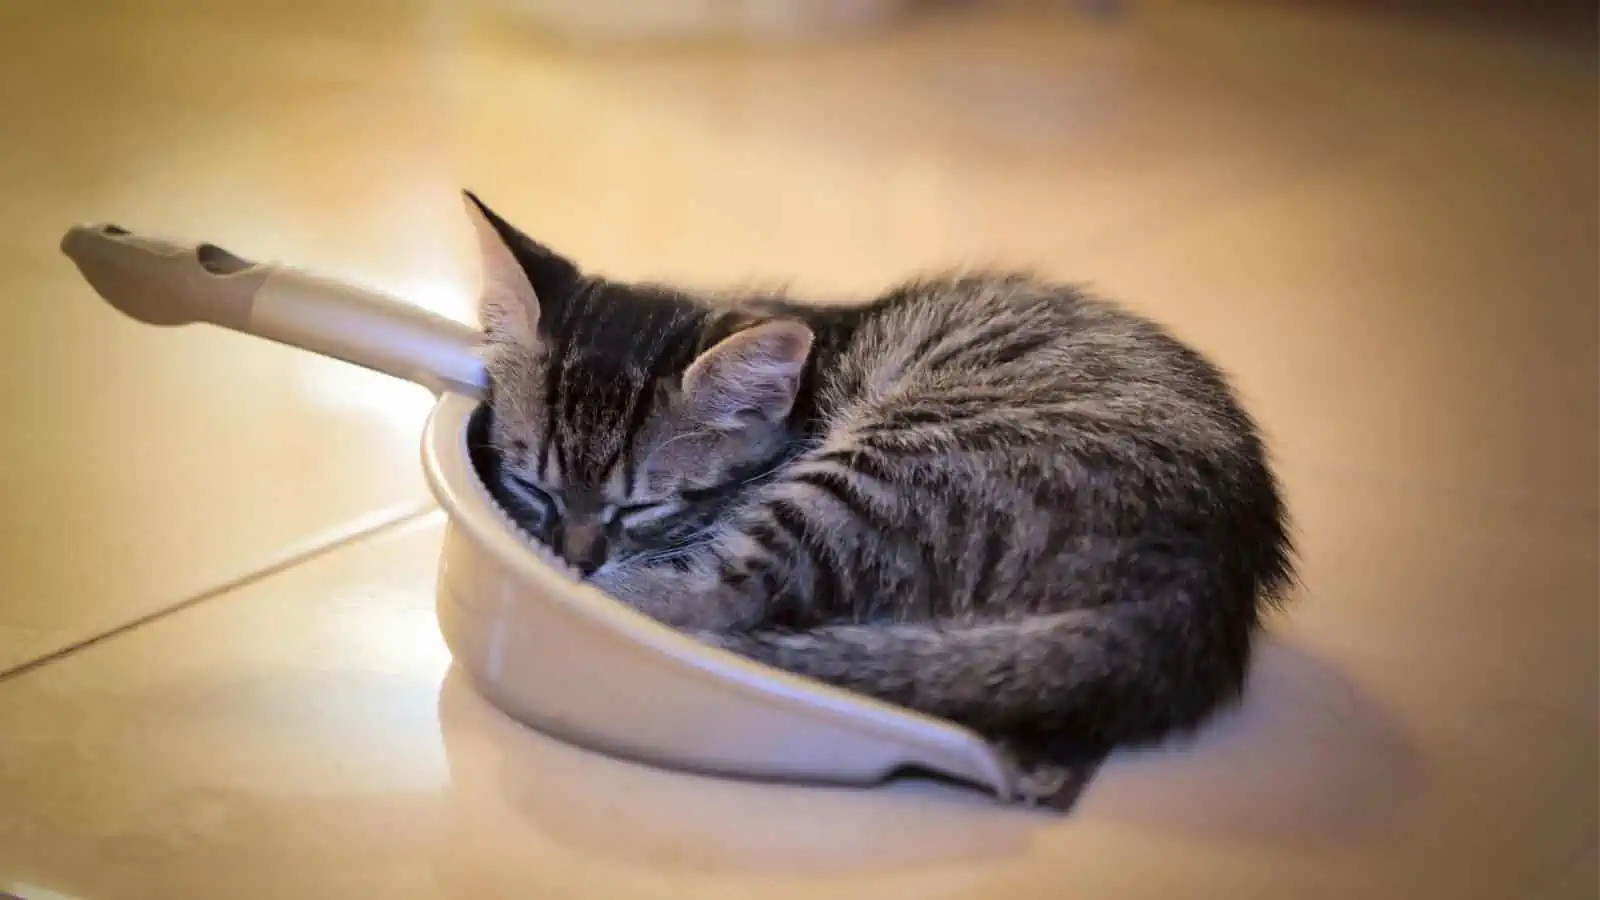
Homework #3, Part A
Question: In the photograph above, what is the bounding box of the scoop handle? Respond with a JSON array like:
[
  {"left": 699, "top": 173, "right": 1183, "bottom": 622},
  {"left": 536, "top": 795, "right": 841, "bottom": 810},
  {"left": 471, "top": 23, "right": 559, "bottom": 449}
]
[{"left": 60, "top": 223, "right": 488, "bottom": 398}]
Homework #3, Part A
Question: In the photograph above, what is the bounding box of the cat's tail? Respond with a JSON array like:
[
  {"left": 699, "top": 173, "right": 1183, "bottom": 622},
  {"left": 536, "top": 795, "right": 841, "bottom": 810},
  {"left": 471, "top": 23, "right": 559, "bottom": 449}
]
[{"left": 693, "top": 598, "right": 1255, "bottom": 761}]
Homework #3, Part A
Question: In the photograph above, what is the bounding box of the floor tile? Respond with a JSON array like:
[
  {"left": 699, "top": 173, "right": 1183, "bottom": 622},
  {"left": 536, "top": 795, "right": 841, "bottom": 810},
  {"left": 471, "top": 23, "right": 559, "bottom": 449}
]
[
  {"left": 0, "top": 1, "right": 1592, "bottom": 898},
  {"left": 1161, "top": 0, "right": 1597, "bottom": 123},
  {"left": 0, "top": 1, "right": 470, "bottom": 671},
  {"left": 454, "top": 1, "right": 1384, "bottom": 292},
  {"left": 1073, "top": 82, "right": 1597, "bottom": 511},
  {"left": 0, "top": 471, "right": 1590, "bottom": 899}
]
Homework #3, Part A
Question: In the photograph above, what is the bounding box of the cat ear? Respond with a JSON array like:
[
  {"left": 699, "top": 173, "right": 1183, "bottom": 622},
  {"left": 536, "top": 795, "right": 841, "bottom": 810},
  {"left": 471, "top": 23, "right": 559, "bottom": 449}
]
[
  {"left": 682, "top": 320, "right": 814, "bottom": 428},
  {"left": 463, "top": 191, "right": 539, "bottom": 345},
  {"left": 462, "top": 191, "right": 581, "bottom": 347}
]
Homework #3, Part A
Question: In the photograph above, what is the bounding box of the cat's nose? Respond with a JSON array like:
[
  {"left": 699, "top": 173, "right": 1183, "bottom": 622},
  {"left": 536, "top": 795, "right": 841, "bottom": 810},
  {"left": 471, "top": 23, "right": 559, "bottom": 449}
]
[{"left": 558, "top": 519, "right": 607, "bottom": 577}]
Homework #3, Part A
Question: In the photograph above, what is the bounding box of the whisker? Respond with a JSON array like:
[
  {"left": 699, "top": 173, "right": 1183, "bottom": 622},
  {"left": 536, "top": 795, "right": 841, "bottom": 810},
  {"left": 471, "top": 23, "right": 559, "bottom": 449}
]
[{"left": 647, "top": 427, "right": 717, "bottom": 458}]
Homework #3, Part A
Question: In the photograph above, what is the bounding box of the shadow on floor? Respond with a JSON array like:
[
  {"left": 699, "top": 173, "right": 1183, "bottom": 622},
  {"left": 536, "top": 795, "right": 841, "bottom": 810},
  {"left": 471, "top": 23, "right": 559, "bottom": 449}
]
[
  {"left": 1077, "top": 635, "right": 1424, "bottom": 846},
  {"left": 433, "top": 630, "right": 1418, "bottom": 875}
]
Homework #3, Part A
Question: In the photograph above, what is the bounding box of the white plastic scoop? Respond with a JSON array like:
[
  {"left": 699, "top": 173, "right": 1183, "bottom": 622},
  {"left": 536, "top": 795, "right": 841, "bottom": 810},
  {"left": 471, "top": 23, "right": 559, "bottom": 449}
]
[
  {"left": 60, "top": 224, "right": 487, "bottom": 397},
  {"left": 60, "top": 223, "right": 1020, "bottom": 801}
]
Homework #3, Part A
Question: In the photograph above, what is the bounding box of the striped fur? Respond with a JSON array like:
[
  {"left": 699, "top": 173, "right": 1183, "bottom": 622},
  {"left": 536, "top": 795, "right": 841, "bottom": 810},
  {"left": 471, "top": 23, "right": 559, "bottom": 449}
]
[{"left": 467, "top": 194, "right": 1293, "bottom": 806}]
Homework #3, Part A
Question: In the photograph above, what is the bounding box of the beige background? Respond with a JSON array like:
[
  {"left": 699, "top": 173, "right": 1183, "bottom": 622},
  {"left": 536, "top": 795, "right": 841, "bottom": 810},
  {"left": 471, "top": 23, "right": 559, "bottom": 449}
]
[{"left": 0, "top": 1, "right": 1593, "bottom": 898}]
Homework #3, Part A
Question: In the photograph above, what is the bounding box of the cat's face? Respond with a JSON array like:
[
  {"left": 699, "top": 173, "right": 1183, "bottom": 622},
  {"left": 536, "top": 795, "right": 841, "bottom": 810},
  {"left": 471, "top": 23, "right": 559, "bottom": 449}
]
[{"left": 464, "top": 192, "right": 812, "bottom": 575}]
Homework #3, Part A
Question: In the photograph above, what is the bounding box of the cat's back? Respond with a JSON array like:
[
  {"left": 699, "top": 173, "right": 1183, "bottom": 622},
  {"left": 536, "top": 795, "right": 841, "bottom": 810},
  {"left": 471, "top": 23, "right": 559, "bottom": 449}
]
[{"left": 811, "top": 272, "right": 1234, "bottom": 418}]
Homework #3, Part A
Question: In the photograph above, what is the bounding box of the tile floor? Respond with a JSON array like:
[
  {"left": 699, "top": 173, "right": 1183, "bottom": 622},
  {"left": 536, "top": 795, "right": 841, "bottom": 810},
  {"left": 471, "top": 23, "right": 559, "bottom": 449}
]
[{"left": 0, "top": 1, "right": 1594, "bottom": 898}]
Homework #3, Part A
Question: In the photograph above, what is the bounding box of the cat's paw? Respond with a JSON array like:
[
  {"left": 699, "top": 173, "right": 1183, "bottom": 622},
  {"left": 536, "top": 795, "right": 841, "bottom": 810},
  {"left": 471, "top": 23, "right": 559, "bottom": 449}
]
[
  {"left": 1013, "top": 765, "right": 1079, "bottom": 810},
  {"left": 588, "top": 561, "right": 742, "bottom": 630},
  {"left": 1002, "top": 752, "right": 1104, "bottom": 813},
  {"left": 586, "top": 561, "right": 669, "bottom": 613}
]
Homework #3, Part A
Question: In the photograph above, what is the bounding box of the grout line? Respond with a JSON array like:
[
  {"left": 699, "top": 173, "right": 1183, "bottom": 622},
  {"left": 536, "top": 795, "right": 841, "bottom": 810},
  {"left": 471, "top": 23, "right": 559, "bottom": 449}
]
[{"left": 0, "top": 501, "right": 441, "bottom": 684}]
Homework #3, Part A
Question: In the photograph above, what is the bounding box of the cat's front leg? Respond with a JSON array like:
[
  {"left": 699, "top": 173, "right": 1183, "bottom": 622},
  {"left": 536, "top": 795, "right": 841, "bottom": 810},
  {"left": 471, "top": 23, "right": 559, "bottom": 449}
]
[
  {"left": 588, "top": 529, "right": 777, "bottom": 631},
  {"left": 586, "top": 561, "right": 724, "bottom": 628}
]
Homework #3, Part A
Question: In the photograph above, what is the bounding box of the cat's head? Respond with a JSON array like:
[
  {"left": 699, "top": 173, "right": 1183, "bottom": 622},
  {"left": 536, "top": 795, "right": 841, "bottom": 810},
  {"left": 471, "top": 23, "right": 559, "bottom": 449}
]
[{"left": 464, "top": 192, "right": 813, "bottom": 575}]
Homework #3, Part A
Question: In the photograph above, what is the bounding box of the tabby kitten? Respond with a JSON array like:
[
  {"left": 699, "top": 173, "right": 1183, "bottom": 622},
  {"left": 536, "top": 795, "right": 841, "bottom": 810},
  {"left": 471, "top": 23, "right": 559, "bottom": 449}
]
[{"left": 466, "top": 192, "right": 1293, "bottom": 807}]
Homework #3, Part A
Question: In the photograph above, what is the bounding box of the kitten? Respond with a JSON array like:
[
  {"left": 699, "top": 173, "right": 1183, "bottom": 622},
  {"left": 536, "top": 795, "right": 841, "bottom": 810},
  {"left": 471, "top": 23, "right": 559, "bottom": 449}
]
[{"left": 465, "top": 192, "right": 1293, "bottom": 808}]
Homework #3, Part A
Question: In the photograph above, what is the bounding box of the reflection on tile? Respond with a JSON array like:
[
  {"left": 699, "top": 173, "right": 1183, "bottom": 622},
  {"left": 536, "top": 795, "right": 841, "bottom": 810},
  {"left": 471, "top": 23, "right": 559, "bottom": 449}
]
[
  {"left": 0, "top": 518, "right": 456, "bottom": 900},
  {"left": 0, "top": 473, "right": 1592, "bottom": 898},
  {"left": 0, "top": 1, "right": 471, "bottom": 671}
]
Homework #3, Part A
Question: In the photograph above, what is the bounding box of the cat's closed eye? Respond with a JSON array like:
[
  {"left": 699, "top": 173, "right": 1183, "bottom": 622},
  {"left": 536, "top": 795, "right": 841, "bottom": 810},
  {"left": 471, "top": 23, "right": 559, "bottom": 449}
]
[
  {"left": 614, "top": 501, "right": 680, "bottom": 531},
  {"left": 501, "top": 473, "right": 559, "bottom": 527}
]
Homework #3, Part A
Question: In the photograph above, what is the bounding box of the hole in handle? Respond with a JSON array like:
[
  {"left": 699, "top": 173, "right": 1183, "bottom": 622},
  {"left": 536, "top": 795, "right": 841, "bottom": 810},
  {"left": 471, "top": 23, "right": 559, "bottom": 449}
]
[{"left": 196, "top": 242, "right": 253, "bottom": 275}]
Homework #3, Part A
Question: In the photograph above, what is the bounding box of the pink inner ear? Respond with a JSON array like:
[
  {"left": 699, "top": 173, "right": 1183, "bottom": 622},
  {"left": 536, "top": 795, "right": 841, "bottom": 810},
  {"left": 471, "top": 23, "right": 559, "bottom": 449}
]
[
  {"left": 463, "top": 194, "right": 540, "bottom": 345},
  {"left": 684, "top": 320, "right": 814, "bottom": 425}
]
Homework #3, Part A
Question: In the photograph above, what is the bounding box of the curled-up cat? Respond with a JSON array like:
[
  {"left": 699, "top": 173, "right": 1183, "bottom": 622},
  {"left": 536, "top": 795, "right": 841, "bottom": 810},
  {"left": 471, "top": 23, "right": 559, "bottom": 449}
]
[{"left": 465, "top": 192, "right": 1293, "bottom": 809}]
